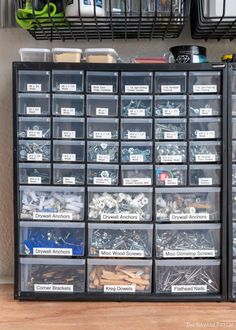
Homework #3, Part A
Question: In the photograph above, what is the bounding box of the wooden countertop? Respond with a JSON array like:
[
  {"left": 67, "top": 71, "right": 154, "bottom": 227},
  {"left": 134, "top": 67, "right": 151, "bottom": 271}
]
[{"left": 0, "top": 285, "right": 236, "bottom": 330}]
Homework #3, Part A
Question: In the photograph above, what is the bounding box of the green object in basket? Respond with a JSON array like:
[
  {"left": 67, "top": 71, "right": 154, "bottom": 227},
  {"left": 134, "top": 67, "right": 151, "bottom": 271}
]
[{"left": 16, "top": 1, "right": 65, "bottom": 30}]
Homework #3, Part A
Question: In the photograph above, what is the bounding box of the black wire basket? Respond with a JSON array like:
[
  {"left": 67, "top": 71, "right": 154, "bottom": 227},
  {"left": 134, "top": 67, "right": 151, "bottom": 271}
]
[
  {"left": 15, "top": 0, "right": 190, "bottom": 41},
  {"left": 191, "top": 0, "right": 236, "bottom": 40}
]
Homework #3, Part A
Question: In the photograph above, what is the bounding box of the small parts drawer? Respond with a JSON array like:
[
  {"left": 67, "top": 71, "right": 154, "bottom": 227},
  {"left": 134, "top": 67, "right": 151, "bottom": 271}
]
[
  {"left": 20, "top": 258, "right": 85, "bottom": 293},
  {"left": 20, "top": 222, "right": 85, "bottom": 256},
  {"left": 52, "top": 70, "right": 83, "bottom": 93},
  {"left": 156, "top": 223, "right": 221, "bottom": 258},
  {"left": 155, "top": 187, "right": 221, "bottom": 222},
  {"left": 19, "top": 186, "right": 84, "bottom": 221},
  {"left": 189, "top": 71, "right": 221, "bottom": 94},
  {"left": 155, "top": 260, "right": 220, "bottom": 294},
  {"left": 18, "top": 93, "right": 50, "bottom": 116},
  {"left": 88, "top": 187, "right": 152, "bottom": 221},
  {"left": 155, "top": 72, "right": 187, "bottom": 94},
  {"left": 87, "top": 259, "right": 152, "bottom": 293},
  {"left": 88, "top": 223, "right": 153, "bottom": 258},
  {"left": 18, "top": 70, "right": 50, "bottom": 93}
]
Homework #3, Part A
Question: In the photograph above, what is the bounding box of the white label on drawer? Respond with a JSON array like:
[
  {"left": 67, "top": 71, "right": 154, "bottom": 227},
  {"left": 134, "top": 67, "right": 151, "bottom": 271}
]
[
  {"left": 96, "top": 154, "right": 110, "bottom": 162},
  {"left": 59, "top": 84, "right": 76, "bottom": 92},
  {"left": 164, "top": 132, "right": 178, "bottom": 140},
  {"left": 61, "top": 108, "right": 75, "bottom": 116},
  {"left": 91, "top": 85, "right": 113, "bottom": 93},
  {"left": 130, "top": 154, "right": 144, "bottom": 162},
  {"left": 93, "top": 177, "right": 112, "bottom": 185},
  {"left": 33, "top": 247, "right": 73, "bottom": 256},
  {"left": 125, "top": 85, "right": 149, "bottom": 93},
  {"left": 96, "top": 108, "right": 109, "bottom": 116},
  {"left": 195, "top": 154, "right": 216, "bottom": 162},
  {"left": 128, "top": 132, "right": 146, "bottom": 140},
  {"left": 27, "top": 130, "right": 43, "bottom": 138},
  {"left": 200, "top": 108, "right": 213, "bottom": 116},
  {"left": 99, "top": 249, "right": 144, "bottom": 258},
  {"left": 171, "top": 285, "right": 207, "bottom": 293},
  {"left": 27, "top": 153, "right": 42, "bottom": 161},
  {"left": 163, "top": 249, "right": 216, "bottom": 258},
  {"left": 128, "top": 109, "right": 146, "bottom": 117},
  {"left": 161, "top": 155, "right": 182, "bottom": 163},
  {"left": 63, "top": 177, "right": 75, "bottom": 185},
  {"left": 193, "top": 85, "right": 217, "bottom": 93},
  {"left": 93, "top": 131, "right": 112, "bottom": 139},
  {"left": 28, "top": 176, "right": 41, "bottom": 184},
  {"left": 33, "top": 212, "right": 73, "bottom": 220},
  {"left": 101, "top": 213, "right": 140, "bottom": 221},
  {"left": 196, "top": 131, "right": 215, "bottom": 139},
  {"left": 34, "top": 284, "right": 73, "bottom": 292},
  {"left": 27, "top": 84, "right": 41, "bottom": 92},
  {"left": 161, "top": 85, "right": 181, "bottom": 93},
  {"left": 199, "top": 178, "right": 213, "bottom": 186},
  {"left": 123, "top": 178, "right": 152, "bottom": 186},
  {"left": 169, "top": 213, "right": 210, "bottom": 221},
  {"left": 26, "top": 107, "right": 41, "bottom": 115},
  {"left": 62, "top": 131, "right": 76, "bottom": 139},
  {"left": 165, "top": 178, "right": 178, "bottom": 186},
  {"left": 62, "top": 154, "right": 76, "bottom": 162},
  {"left": 162, "top": 108, "right": 180, "bottom": 116},
  {"left": 104, "top": 285, "right": 136, "bottom": 293}
]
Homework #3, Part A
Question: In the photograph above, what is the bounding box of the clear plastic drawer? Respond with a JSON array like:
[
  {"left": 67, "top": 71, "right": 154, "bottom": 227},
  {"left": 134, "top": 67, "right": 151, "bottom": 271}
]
[
  {"left": 20, "top": 258, "right": 85, "bottom": 293},
  {"left": 20, "top": 221, "right": 85, "bottom": 256},
  {"left": 121, "top": 72, "right": 153, "bottom": 94},
  {"left": 121, "top": 165, "right": 153, "bottom": 186},
  {"left": 189, "top": 118, "right": 221, "bottom": 140},
  {"left": 88, "top": 187, "right": 152, "bottom": 221},
  {"left": 87, "top": 259, "right": 152, "bottom": 293},
  {"left": 87, "top": 141, "right": 119, "bottom": 163},
  {"left": 155, "top": 260, "right": 220, "bottom": 294},
  {"left": 53, "top": 118, "right": 85, "bottom": 139},
  {"left": 19, "top": 186, "right": 84, "bottom": 220},
  {"left": 155, "top": 142, "right": 187, "bottom": 164},
  {"left": 18, "top": 70, "right": 50, "bottom": 93},
  {"left": 121, "top": 142, "right": 153, "bottom": 163},
  {"left": 189, "top": 142, "right": 221, "bottom": 163},
  {"left": 18, "top": 117, "right": 50, "bottom": 139},
  {"left": 88, "top": 223, "right": 153, "bottom": 257},
  {"left": 189, "top": 71, "right": 221, "bottom": 94},
  {"left": 155, "top": 72, "right": 187, "bottom": 94},
  {"left": 121, "top": 96, "right": 152, "bottom": 117},
  {"left": 53, "top": 164, "right": 85, "bottom": 185},
  {"left": 52, "top": 70, "right": 83, "bottom": 93},
  {"left": 18, "top": 140, "right": 51, "bottom": 162},
  {"left": 155, "top": 95, "right": 187, "bottom": 117},
  {"left": 53, "top": 141, "right": 85, "bottom": 162},
  {"left": 87, "top": 118, "right": 119, "bottom": 140},
  {"left": 156, "top": 165, "right": 187, "bottom": 186},
  {"left": 87, "top": 164, "right": 119, "bottom": 185},
  {"left": 17, "top": 93, "right": 50, "bottom": 116},
  {"left": 121, "top": 119, "right": 152, "bottom": 140},
  {"left": 155, "top": 119, "right": 186, "bottom": 140},
  {"left": 189, "top": 95, "right": 221, "bottom": 117},
  {"left": 156, "top": 223, "right": 221, "bottom": 258},
  {"left": 18, "top": 163, "right": 51, "bottom": 185},
  {"left": 156, "top": 187, "right": 221, "bottom": 222},
  {"left": 189, "top": 165, "right": 221, "bottom": 186},
  {"left": 52, "top": 94, "right": 84, "bottom": 116},
  {"left": 86, "top": 71, "right": 118, "bottom": 94},
  {"left": 87, "top": 95, "right": 118, "bottom": 117}
]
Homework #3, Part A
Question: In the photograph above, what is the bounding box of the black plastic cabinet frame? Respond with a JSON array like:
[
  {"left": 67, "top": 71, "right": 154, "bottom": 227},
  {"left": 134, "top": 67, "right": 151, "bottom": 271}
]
[{"left": 13, "top": 62, "right": 228, "bottom": 301}]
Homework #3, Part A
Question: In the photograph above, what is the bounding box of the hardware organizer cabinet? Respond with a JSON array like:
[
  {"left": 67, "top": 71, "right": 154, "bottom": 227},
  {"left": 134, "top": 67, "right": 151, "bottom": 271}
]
[{"left": 13, "top": 62, "right": 227, "bottom": 301}]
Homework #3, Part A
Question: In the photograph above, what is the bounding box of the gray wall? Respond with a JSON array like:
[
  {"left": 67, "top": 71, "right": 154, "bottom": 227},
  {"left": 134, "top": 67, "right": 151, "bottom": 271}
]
[{"left": 0, "top": 25, "right": 235, "bottom": 283}]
